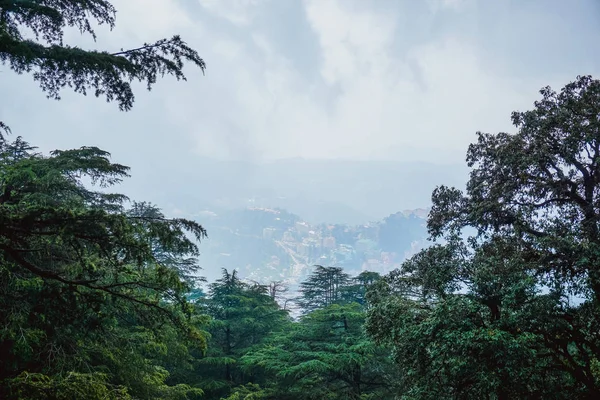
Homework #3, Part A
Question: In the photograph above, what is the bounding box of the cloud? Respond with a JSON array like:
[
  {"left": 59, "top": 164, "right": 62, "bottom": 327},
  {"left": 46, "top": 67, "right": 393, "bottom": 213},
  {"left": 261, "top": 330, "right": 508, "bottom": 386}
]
[
  {"left": 116, "top": 0, "right": 193, "bottom": 37},
  {"left": 164, "top": 0, "right": 578, "bottom": 163},
  {"left": 304, "top": 0, "right": 397, "bottom": 86},
  {"left": 426, "top": 0, "right": 470, "bottom": 12},
  {"left": 2, "top": 0, "right": 599, "bottom": 169},
  {"left": 196, "top": 0, "right": 264, "bottom": 26}
]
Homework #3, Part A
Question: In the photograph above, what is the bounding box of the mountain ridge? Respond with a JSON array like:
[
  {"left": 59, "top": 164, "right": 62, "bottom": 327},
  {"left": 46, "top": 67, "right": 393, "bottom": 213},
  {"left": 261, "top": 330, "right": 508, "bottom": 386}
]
[
  {"left": 194, "top": 206, "right": 430, "bottom": 283},
  {"left": 122, "top": 158, "right": 468, "bottom": 225}
]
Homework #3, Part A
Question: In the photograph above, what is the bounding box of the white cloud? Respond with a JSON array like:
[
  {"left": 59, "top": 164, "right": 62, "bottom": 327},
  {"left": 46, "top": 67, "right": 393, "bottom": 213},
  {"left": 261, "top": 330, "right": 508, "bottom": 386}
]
[
  {"left": 4, "top": 0, "right": 597, "bottom": 168},
  {"left": 426, "top": 0, "right": 471, "bottom": 13},
  {"left": 197, "top": 0, "right": 264, "bottom": 26},
  {"left": 304, "top": 0, "right": 397, "bottom": 86},
  {"left": 165, "top": 0, "right": 551, "bottom": 163}
]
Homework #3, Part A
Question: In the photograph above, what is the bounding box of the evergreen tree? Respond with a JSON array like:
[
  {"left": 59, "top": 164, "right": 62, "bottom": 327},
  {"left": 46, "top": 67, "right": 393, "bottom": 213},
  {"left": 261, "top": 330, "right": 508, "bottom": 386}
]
[
  {"left": 1, "top": 3, "right": 209, "bottom": 398},
  {"left": 0, "top": 136, "right": 208, "bottom": 398},
  {"left": 0, "top": 0, "right": 205, "bottom": 126},
  {"left": 243, "top": 302, "right": 395, "bottom": 400},
  {"left": 299, "top": 265, "right": 351, "bottom": 312},
  {"left": 342, "top": 271, "right": 381, "bottom": 306},
  {"left": 197, "top": 269, "right": 289, "bottom": 399}
]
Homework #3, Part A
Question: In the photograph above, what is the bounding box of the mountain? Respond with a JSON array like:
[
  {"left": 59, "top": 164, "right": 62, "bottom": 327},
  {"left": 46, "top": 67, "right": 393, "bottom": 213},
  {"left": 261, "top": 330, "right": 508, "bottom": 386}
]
[
  {"left": 196, "top": 206, "right": 430, "bottom": 283},
  {"left": 120, "top": 158, "right": 468, "bottom": 225}
]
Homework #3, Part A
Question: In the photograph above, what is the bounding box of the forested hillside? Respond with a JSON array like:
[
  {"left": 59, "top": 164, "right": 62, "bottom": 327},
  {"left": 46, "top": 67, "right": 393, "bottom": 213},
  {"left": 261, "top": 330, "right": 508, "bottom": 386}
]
[
  {"left": 198, "top": 207, "right": 427, "bottom": 283},
  {"left": 3, "top": 1, "right": 600, "bottom": 399}
]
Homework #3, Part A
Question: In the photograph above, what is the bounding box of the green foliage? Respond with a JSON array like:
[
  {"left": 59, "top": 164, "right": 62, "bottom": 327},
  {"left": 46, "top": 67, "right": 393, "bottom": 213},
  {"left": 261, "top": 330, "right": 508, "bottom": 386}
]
[
  {"left": 0, "top": 136, "right": 209, "bottom": 398},
  {"left": 6, "top": 371, "right": 132, "bottom": 400},
  {"left": 367, "top": 251, "right": 573, "bottom": 399},
  {"left": 197, "top": 269, "right": 290, "bottom": 399},
  {"left": 342, "top": 271, "right": 382, "bottom": 306},
  {"left": 7, "top": 6, "right": 600, "bottom": 397},
  {"left": 220, "top": 383, "right": 268, "bottom": 400},
  {"left": 6, "top": 369, "right": 204, "bottom": 400},
  {"left": 0, "top": 2, "right": 213, "bottom": 398},
  {"left": 299, "top": 265, "right": 351, "bottom": 312},
  {"left": 242, "top": 302, "right": 395, "bottom": 399},
  {"left": 366, "top": 75, "right": 600, "bottom": 399},
  {"left": 0, "top": 0, "right": 205, "bottom": 117}
]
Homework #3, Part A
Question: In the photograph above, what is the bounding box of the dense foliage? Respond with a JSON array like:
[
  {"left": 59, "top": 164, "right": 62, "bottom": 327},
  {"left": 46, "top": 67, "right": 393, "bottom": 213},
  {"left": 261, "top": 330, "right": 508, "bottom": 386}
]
[
  {"left": 4, "top": 2, "right": 600, "bottom": 399},
  {"left": 0, "top": 134, "right": 211, "bottom": 398},
  {"left": 366, "top": 75, "right": 600, "bottom": 399},
  {"left": 195, "top": 269, "right": 289, "bottom": 398}
]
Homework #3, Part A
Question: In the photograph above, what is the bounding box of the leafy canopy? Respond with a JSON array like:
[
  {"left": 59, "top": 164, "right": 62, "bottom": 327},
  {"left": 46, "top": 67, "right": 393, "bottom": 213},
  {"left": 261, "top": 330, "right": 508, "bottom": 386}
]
[
  {"left": 299, "top": 265, "right": 351, "bottom": 313},
  {"left": 366, "top": 75, "right": 600, "bottom": 399},
  {"left": 1, "top": 2, "right": 210, "bottom": 398}
]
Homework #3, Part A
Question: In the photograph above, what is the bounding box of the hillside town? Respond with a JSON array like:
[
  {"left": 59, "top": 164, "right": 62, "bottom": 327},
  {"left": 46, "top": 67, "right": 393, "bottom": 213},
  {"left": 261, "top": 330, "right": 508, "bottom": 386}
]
[{"left": 214, "top": 207, "right": 430, "bottom": 284}]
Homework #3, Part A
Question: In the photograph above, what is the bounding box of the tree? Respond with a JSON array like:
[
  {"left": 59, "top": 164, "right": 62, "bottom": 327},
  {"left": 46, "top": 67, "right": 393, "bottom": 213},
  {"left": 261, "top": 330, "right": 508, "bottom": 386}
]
[
  {"left": 366, "top": 238, "right": 575, "bottom": 399},
  {"left": 196, "top": 269, "right": 289, "bottom": 399},
  {"left": 220, "top": 383, "right": 268, "bottom": 400},
  {"left": 0, "top": 136, "right": 208, "bottom": 398},
  {"left": 242, "top": 302, "right": 396, "bottom": 400},
  {"left": 266, "top": 280, "right": 288, "bottom": 302},
  {"left": 0, "top": 3, "right": 209, "bottom": 397},
  {"left": 299, "top": 265, "right": 351, "bottom": 313},
  {"left": 342, "top": 271, "right": 381, "bottom": 306},
  {"left": 431, "top": 76, "right": 600, "bottom": 396},
  {"left": 366, "top": 75, "right": 600, "bottom": 398},
  {"left": 0, "top": 0, "right": 205, "bottom": 121}
]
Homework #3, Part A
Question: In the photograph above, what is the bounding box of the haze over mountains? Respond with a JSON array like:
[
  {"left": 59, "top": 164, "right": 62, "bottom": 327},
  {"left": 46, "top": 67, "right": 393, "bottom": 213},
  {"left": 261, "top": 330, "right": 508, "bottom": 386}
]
[
  {"left": 119, "top": 157, "right": 469, "bottom": 283},
  {"left": 123, "top": 157, "right": 469, "bottom": 225},
  {"left": 197, "top": 206, "right": 429, "bottom": 283}
]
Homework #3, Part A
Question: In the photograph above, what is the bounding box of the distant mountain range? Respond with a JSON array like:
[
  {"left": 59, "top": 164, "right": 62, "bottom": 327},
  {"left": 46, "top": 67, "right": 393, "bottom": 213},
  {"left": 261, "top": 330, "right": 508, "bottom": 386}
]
[
  {"left": 117, "top": 157, "right": 463, "bottom": 282},
  {"left": 196, "top": 206, "right": 431, "bottom": 283},
  {"left": 121, "top": 158, "right": 468, "bottom": 225}
]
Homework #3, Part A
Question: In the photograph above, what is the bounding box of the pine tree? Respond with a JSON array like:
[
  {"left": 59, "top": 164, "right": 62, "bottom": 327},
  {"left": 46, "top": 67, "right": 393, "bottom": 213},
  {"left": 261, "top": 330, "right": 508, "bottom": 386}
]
[
  {"left": 0, "top": 136, "right": 208, "bottom": 398},
  {"left": 197, "top": 269, "right": 289, "bottom": 399},
  {"left": 242, "top": 302, "right": 396, "bottom": 399},
  {"left": 298, "top": 265, "right": 350, "bottom": 313},
  {"left": 1, "top": 3, "right": 209, "bottom": 397},
  {"left": 342, "top": 271, "right": 381, "bottom": 306},
  {"left": 0, "top": 0, "right": 205, "bottom": 127}
]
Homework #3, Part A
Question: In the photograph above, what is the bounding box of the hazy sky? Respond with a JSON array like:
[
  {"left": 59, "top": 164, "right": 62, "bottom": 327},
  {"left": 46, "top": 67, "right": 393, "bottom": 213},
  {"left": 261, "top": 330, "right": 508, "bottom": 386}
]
[{"left": 2, "top": 0, "right": 600, "bottom": 166}]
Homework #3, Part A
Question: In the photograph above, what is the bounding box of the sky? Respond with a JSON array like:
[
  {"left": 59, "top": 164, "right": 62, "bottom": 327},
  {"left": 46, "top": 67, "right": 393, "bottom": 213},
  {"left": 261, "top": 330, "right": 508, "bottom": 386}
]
[{"left": 2, "top": 0, "right": 600, "bottom": 216}]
